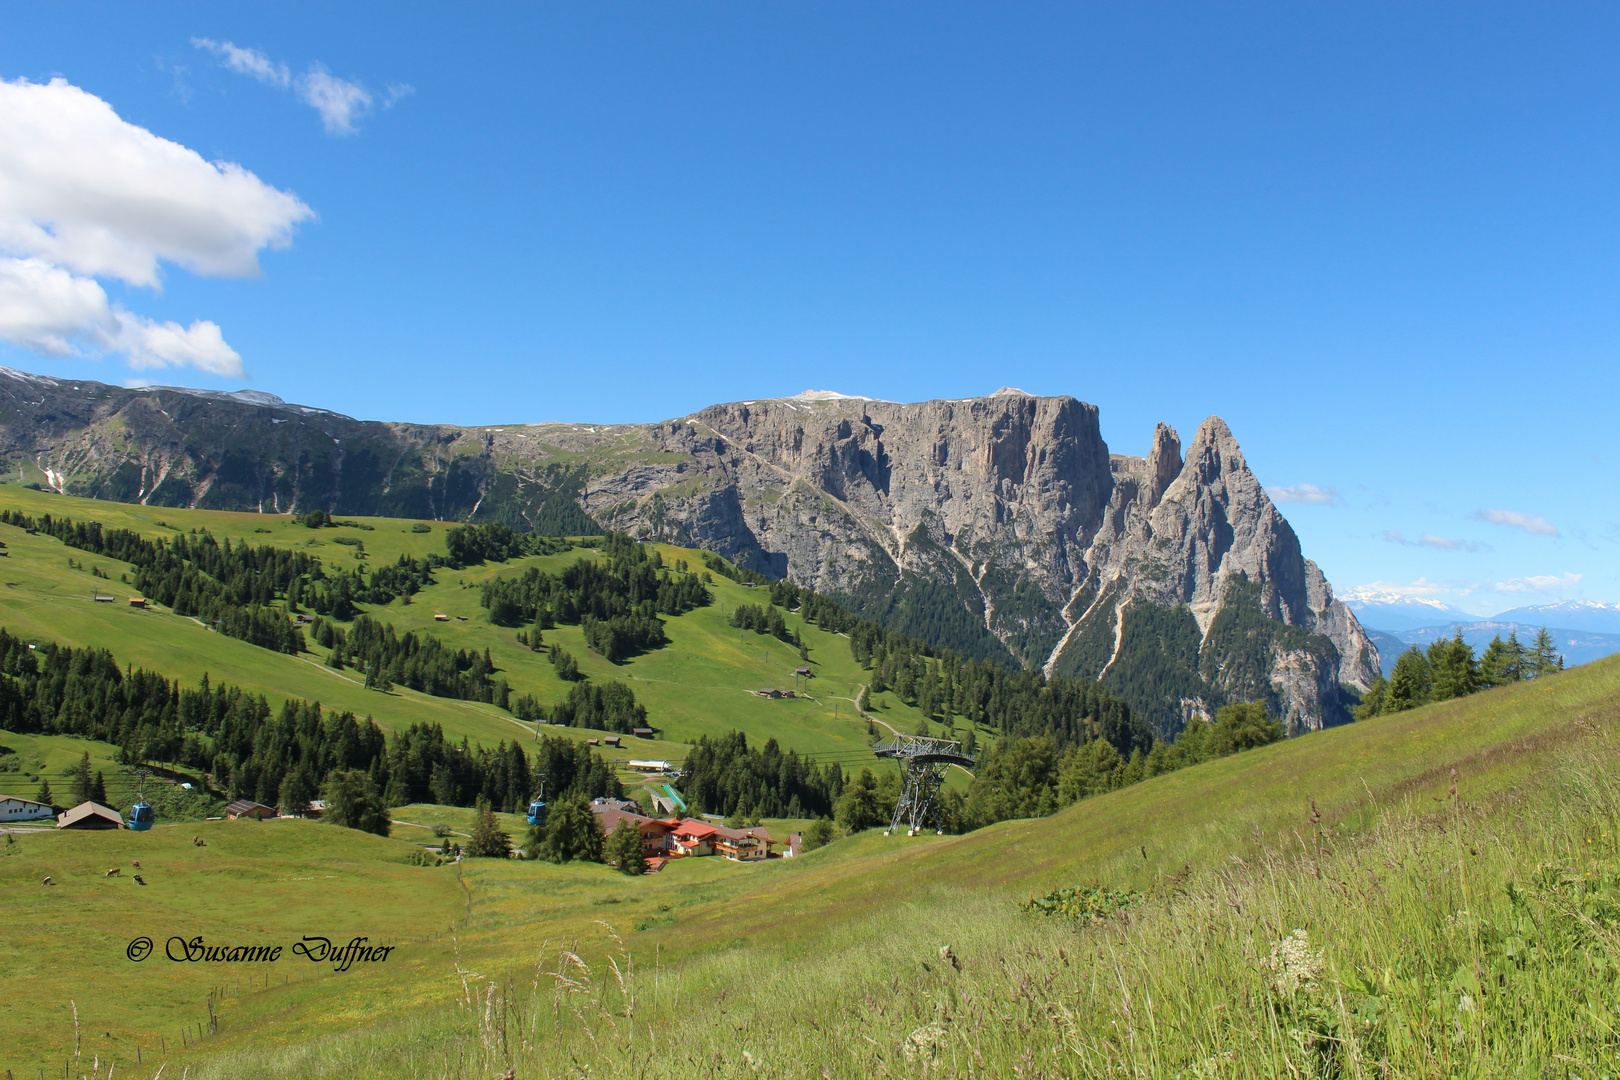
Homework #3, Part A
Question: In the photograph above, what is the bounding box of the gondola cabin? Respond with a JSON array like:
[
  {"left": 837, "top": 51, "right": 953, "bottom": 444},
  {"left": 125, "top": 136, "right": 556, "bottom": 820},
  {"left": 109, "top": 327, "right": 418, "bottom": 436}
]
[
  {"left": 526, "top": 799, "right": 548, "bottom": 827},
  {"left": 127, "top": 802, "right": 154, "bottom": 831}
]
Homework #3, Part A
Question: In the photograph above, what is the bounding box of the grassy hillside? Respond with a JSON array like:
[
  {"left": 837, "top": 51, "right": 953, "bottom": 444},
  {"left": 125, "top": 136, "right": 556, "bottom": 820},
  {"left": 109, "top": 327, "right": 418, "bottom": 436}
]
[
  {"left": 2, "top": 644, "right": 1615, "bottom": 1076},
  {"left": 0, "top": 485, "right": 949, "bottom": 785}
]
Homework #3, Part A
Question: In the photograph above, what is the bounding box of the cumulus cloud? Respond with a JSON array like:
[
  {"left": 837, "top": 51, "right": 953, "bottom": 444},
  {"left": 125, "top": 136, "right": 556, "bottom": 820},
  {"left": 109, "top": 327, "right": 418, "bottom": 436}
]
[
  {"left": 1475, "top": 508, "right": 1559, "bottom": 537},
  {"left": 1267, "top": 483, "right": 1340, "bottom": 505},
  {"left": 1496, "top": 572, "right": 1582, "bottom": 594},
  {"left": 0, "top": 77, "right": 311, "bottom": 376},
  {"left": 1382, "top": 531, "right": 1488, "bottom": 553},
  {"left": 194, "top": 39, "right": 408, "bottom": 136}
]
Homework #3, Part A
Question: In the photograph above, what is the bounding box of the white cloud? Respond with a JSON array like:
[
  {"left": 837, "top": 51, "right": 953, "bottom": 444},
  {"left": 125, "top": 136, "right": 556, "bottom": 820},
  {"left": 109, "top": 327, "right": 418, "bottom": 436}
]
[
  {"left": 0, "top": 256, "right": 114, "bottom": 356},
  {"left": 1475, "top": 508, "right": 1559, "bottom": 537},
  {"left": 0, "top": 77, "right": 310, "bottom": 375},
  {"left": 114, "top": 311, "right": 242, "bottom": 375},
  {"left": 194, "top": 40, "right": 402, "bottom": 136},
  {"left": 1355, "top": 577, "right": 1466, "bottom": 598},
  {"left": 1267, "top": 483, "right": 1340, "bottom": 505},
  {"left": 1496, "top": 572, "right": 1582, "bottom": 594},
  {"left": 296, "top": 65, "right": 373, "bottom": 136},
  {"left": 191, "top": 38, "right": 290, "bottom": 88},
  {"left": 1382, "top": 530, "right": 1488, "bottom": 553}
]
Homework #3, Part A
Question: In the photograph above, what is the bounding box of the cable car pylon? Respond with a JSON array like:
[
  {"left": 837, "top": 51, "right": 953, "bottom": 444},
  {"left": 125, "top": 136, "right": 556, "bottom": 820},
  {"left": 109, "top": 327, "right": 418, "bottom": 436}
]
[{"left": 873, "top": 734, "right": 976, "bottom": 836}]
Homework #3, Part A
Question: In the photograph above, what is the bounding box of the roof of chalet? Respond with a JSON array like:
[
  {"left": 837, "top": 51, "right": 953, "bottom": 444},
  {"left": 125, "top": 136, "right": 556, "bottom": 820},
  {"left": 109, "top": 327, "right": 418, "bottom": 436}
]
[
  {"left": 671, "top": 819, "right": 719, "bottom": 840},
  {"left": 0, "top": 794, "right": 52, "bottom": 809},
  {"left": 56, "top": 801, "right": 123, "bottom": 828},
  {"left": 709, "top": 824, "right": 775, "bottom": 845},
  {"left": 225, "top": 799, "right": 275, "bottom": 815},
  {"left": 591, "top": 805, "right": 676, "bottom": 835}
]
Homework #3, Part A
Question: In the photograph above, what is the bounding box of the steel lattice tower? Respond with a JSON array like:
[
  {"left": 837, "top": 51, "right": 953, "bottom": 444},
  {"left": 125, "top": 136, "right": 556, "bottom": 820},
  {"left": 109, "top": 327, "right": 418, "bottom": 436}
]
[{"left": 873, "top": 734, "right": 977, "bottom": 835}]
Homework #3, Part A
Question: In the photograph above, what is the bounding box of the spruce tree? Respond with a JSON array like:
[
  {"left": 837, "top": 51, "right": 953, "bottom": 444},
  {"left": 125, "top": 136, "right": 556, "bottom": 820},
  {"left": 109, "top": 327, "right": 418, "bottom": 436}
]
[
  {"left": 90, "top": 771, "right": 107, "bottom": 806},
  {"left": 71, "top": 751, "right": 93, "bottom": 804},
  {"left": 1479, "top": 636, "right": 1514, "bottom": 689},
  {"left": 35, "top": 776, "right": 53, "bottom": 806},
  {"left": 533, "top": 793, "right": 604, "bottom": 863},
  {"left": 606, "top": 818, "right": 646, "bottom": 875},
  {"left": 1353, "top": 673, "right": 1387, "bottom": 720},
  {"left": 467, "top": 797, "right": 513, "bottom": 858},
  {"left": 1429, "top": 630, "right": 1479, "bottom": 701},
  {"left": 1531, "top": 627, "right": 1563, "bottom": 678},
  {"left": 1382, "top": 647, "right": 1431, "bottom": 714}
]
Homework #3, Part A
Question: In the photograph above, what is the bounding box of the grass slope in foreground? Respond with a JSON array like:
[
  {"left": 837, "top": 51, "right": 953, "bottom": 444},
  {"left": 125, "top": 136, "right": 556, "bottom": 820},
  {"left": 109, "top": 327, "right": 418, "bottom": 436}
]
[{"left": 1, "top": 652, "right": 1617, "bottom": 1077}]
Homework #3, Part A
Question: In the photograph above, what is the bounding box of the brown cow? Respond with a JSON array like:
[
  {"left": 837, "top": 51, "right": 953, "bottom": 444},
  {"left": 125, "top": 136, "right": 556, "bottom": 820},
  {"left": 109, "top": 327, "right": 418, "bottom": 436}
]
[{"left": 105, "top": 868, "right": 120, "bottom": 877}]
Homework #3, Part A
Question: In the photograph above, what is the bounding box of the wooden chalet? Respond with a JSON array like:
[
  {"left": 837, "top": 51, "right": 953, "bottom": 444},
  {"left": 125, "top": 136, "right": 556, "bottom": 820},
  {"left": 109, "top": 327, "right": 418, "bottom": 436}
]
[
  {"left": 225, "top": 799, "right": 277, "bottom": 821},
  {"left": 708, "top": 824, "right": 774, "bottom": 862}
]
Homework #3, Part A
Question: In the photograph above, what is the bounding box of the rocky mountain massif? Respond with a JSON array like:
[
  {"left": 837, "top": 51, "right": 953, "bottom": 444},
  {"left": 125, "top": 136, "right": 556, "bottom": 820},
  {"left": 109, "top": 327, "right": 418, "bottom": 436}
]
[{"left": 0, "top": 367, "right": 1377, "bottom": 733}]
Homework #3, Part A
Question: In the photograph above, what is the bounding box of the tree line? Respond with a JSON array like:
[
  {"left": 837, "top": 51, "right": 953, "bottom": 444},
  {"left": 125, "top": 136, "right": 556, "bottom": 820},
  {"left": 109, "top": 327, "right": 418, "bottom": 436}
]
[
  {"left": 1357, "top": 628, "right": 1564, "bottom": 719},
  {"left": 0, "top": 626, "right": 621, "bottom": 835},
  {"left": 480, "top": 533, "right": 710, "bottom": 662},
  {"left": 312, "top": 615, "right": 513, "bottom": 707}
]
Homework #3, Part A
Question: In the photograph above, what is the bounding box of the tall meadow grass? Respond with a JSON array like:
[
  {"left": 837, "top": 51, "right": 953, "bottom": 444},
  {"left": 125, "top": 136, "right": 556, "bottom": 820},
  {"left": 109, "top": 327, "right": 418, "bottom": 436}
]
[{"left": 181, "top": 712, "right": 1620, "bottom": 1079}]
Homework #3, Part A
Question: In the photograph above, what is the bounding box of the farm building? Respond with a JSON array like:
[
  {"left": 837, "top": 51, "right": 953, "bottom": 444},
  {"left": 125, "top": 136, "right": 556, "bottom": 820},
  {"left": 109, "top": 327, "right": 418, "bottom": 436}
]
[
  {"left": 56, "top": 802, "right": 123, "bottom": 829},
  {"left": 630, "top": 726, "right": 656, "bottom": 739},
  {"left": 795, "top": 666, "right": 813, "bottom": 678},
  {"left": 0, "top": 794, "right": 55, "bottom": 822},
  {"left": 127, "top": 597, "right": 147, "bottom": 608},
  {"left": 225, "top": 799, "right": 277, "bottom": 821}
]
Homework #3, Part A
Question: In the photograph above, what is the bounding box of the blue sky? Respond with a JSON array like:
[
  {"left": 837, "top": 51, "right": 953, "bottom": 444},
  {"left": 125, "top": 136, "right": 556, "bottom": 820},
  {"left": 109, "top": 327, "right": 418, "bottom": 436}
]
[{"left": 0, "top": 3, "right": 1614, "bottom": 614}]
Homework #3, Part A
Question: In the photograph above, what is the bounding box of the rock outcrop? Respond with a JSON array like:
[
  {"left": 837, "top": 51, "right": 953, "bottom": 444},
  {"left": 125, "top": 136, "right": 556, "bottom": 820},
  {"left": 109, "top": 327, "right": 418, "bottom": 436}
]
[{"left": 0, "top": 369, "right": 1377, "bottom": 732}]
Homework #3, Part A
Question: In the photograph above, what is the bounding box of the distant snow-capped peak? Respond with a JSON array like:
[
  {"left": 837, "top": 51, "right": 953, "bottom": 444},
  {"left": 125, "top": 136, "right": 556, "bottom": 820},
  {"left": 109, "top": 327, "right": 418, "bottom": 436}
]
[{"left": 1339, "top": 587, "right": 1456, "bottom": 611}]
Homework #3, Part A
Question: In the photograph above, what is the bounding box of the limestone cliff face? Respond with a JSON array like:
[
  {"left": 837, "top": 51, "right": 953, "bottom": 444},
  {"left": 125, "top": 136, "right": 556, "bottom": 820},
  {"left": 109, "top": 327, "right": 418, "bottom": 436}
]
[{"left": 0, "top": 369, "right": 1376, "bottom": 732}]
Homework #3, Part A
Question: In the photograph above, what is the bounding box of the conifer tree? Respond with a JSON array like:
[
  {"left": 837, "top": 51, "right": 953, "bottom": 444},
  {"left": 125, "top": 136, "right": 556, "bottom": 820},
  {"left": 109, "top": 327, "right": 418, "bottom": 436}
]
[
  {"left": 532, "top": 793, "right": 603, "bottom": 863},
  {"left": 467, "top": 797, "right": 513, "bottom": 858},
  {"left": 1479, "top": 636, "right": 1517, "bottom": 689},
  {"left": 605, "top": 818, "right": 647, "bottom": 875},
  {"left": 71, "top": 751, "right": 93, "bottom": 803},
  {"left": 35, "top": 776, "right": 52, "bottom": 806},
  {"left": 1353, "top": 673, "right": 1387, "bottom": 720},
  {"left": 90, "top": 771, "right": 107, "bottom": 806},
  {"left": 1428, "top": 630, "right": 1479, "bottom": 701},
  {"left": 1531, "top": 627, "right": 1563, "bottom": 678},
  {"left": 1382, "top": 647, "right": 1432, "bottom": 714}
]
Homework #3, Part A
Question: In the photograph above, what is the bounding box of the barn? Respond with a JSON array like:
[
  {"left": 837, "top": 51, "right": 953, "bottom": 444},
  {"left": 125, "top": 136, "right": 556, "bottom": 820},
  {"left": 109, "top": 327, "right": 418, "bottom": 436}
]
[{"left": 56, "top": 802, "right": 123, "bottom": 829}]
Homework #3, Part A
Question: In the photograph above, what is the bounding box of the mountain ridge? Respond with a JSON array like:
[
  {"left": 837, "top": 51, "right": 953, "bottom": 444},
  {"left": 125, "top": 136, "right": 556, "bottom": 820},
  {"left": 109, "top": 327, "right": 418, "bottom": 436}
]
[{"left": 0, "top": 367, "right": 1376, "bottom": 734}]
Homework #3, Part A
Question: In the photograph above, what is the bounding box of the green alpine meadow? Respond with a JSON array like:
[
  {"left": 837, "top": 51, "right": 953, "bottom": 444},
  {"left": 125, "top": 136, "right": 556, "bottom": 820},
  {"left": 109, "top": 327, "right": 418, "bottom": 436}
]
[{"left": 3, "top": 11, "right": 1616, "bottom": 1077}]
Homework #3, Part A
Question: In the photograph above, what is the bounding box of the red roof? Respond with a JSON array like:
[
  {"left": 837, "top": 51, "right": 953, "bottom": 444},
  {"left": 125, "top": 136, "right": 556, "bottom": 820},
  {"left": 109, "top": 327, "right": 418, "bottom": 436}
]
[{"left": 671, "top": 819, "right": 718, "bottom": 840}]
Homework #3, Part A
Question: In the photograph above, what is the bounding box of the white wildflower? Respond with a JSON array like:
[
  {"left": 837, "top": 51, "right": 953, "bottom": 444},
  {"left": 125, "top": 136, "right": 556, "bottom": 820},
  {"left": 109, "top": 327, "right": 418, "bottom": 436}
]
[
  {"left": 1261, "top": 928, "right": 1324, "bottom": 995},
  {"left": 902, "top": 1022, "right": 947, "bottom": 1063}
]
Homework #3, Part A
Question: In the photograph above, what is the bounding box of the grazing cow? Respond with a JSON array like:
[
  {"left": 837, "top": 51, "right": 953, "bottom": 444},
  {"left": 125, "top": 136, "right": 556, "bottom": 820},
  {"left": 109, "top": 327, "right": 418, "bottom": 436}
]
[
  {"left": 131, "top": 861, "right": 140, "bottom": 869},
  {"left": 192, "top": 836, "right": 206, "bottom": 846},
  {"left": 133, "top": 875, "right": 146, "bottom": 886},
  {"left": 41, "top": 876, "right": 52, "bottom": 885},
  {"left": 105, "top": 868, "right": 120, "bottom": 877}
]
